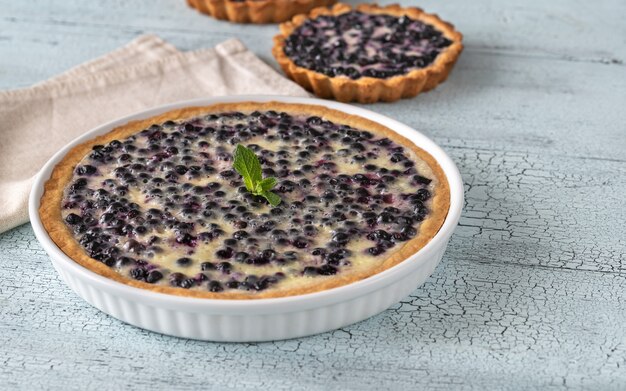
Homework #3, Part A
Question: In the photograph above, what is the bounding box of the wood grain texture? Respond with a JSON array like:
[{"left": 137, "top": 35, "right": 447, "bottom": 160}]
[{"left": 1, "top": 0, "right": 625, "bottom": 389}]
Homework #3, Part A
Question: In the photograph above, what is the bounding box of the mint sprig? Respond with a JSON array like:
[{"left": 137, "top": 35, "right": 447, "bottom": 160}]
[{"left": 232, "top": 144, "right": 281, "bottom": 207}]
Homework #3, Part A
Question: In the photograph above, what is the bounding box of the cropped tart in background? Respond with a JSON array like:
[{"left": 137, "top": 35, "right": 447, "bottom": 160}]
[
  {"left": 187, "top": 0, "right": 336, "bottom": 24},
  {"left": 272, "top": 3, "right": 463, "bottom": 103},
  {"left": 39, "top": 102, "right": 450, "bottom": 299}
]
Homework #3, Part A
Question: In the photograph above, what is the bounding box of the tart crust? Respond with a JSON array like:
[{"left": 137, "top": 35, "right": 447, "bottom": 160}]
[
  {"left": 272, "top": 3, "right": 464, "bottom": 103},
  {"left": 187, "top": 0, "right": 337, "bottom": 24},
  {"left": 39, "top": 102, "right": 450, "bottom": 300}
]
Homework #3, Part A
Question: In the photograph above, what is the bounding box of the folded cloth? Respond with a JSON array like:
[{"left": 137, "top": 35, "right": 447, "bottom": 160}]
[{"left": 0, "top": 35, "right": 308, "bottom": 234}]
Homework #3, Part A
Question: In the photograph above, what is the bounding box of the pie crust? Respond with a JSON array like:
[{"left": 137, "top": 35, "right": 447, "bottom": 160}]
[
  {"left": 39, "top": 102, "right": 450, "bottom": 299},
  {"left": 187, "top": 0, "right": 337, "bottom": 24},
  {"left": 272, "top": 3, "right": 464, "bottom": 103}
]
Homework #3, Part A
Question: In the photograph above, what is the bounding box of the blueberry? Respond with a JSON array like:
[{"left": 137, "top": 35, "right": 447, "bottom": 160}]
[
  {"left": 270, "top": 207, "right": 284, "bottom": 216},
  {"left": 367, "top": 230, "right": 391, "bottom": 241},
  {"left": 262, "top": 249, "right": 276, "bottom": 260},
  {"left": 397, "top": 172, "right": 419, "bottom": 184},
  {"left": 76, "top": 165, "right": 97, "bottom": 175},
  {"left": 176, "top": 233, "right": 196, "bottom": 246},
  {"left": 271, "top": 229, "right": 287, "bottom": 239},
  {"left": 284, "top": 251, "right": 298, "bottom": 261},
  {"left": 390, "top": 153, "right": 406, "bottom": 163},
  {"left": 220, "top": 170, "right": 235, "bottom": 178},
  {"left": 201, "top": 262, "right": 216, "bottom": 271},
  {"left": 292, "top": 237, "right": 308, "bottom": 249},
  {"left": 307, "top": 116, "right": 322, "bottom": 125},
  {"left": 226, "top": 280, "right": 240, "bottom": 289},
  {"left": 401, "top": 226, "right": 417, "bottom": 237},
  {"left": 116, "top": 257, "right": 134, "bottom": 268},
  {"left": 312, "top": 248, "right": 326, "bottom": 257},
  {"left": 278, "top": 181, "right": 296, "bottom": 193},
  {"left": 253, "top": 277, "right": 270, "bottom": 291},
  {"left": 254, "top": 225, "right": 271, "bottom": 235},
  {"left": 303, "top": 266, "right": 318, "bottom": 276},
  {"left": 233, "top": 230, "right": 249, "bottom": 240},
  {"left": 146, "top": 270, "right": 163, "bottom": 283},
  {"left": 393, "top": 232, "right": 409, "bottom": 242},
  {"left": 241, "top": 255, "right": 262, "bottom": 265},
  {"left": 322, "top": 190, "right": 336, "bottom": 200},
  {"left": 395, "top": 216, "right": 414, "bottom": 226},
  {"left": 216, "top": 262, "right": 232, "bottom": 273},
  {"left": 180, "top": 278, "right": 195, "bottom": 289},
  {"left": 224, "top": 238, "right": 237, "bottom": 247},
  {"left": 326, "top": 249, "right": 349, "bottom": 264},
  {"left": 108, "top": 140, "right": 122, "bottom": 149},
  {"left": 234, "top": 252, "right": 249, "bottom": 263},
  {"left": 415, "top": 188, "right": 431, "bottom": 201},
  {"left": 303, "top": 225, "right": 318, "bottom": 236},
  {"left": 65, "top": 213, "right": 82, "bottom": 225},
  {"left": 332, "top": 232, "right": 350, "bottom": 245},
  {"left": 318, "top": 265, "right": 337, "bottom": 275},
  {"left": 208, "top": 281, "right": 224, "bottom": 292},
  {"left": 70, "top": 178, "right": 88, "bottom": 191},
  {"left": 176, "top": 257, "right": 193, "bottom": 266},
  {"left": 174, "top": 165, "right": 188, "bottom": 175},
  {"left": 233, "top": 220, "right": 248, "bottom": 229},
  {"left": 130, "top": 267, "right": 147, "bottom": 280},
  {"left": 368, "top": 246, "right": 385, "bottom": 256},
  {"left": 216, "top": 248, "right": 233, "bottom": 259},
  {"left": 245, "top": 275, "right": 259, "bottom": 286},
  {"left": 377, "top": 212, "right": 394, "bottom": 224},
  {"left": 413, "top": 203, "right": 428, "bottom": 221},
  {"left": 303, "top": 195, "right": 320, "bottom": 206}
]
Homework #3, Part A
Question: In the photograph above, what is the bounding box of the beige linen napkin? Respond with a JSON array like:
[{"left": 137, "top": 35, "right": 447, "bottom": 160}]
[{"left": 0, "top": 35, "right": 308, "bottom": 233}]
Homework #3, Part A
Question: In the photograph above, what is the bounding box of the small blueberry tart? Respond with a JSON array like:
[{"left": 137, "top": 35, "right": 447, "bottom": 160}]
[
  {"left": 40, "top": 102, "right": 449, "bottom": 299},
  {"left": 273, "top": 3, "right": 463, "bottom": 103},
  {"left": 187, "top": 0, "right": 336, "bottom": 24}
]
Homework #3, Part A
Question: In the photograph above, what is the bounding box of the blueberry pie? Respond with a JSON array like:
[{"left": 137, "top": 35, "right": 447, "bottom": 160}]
[
  {"left": 40, "top": 102, "right": 449, "bottom": 299},
  {"left": 273, "top": 3, "right": 463, "bottom": 103},
  {"left": 187, "top": 0, "right": 336, "bottom": 24}
]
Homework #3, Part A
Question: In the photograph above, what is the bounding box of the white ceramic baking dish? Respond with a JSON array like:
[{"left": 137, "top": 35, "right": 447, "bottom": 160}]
[{"left": 29, "top": 95, "right": 463, "bottom": 342}]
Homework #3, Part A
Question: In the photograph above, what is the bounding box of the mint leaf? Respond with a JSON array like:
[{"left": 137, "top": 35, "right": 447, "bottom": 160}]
[
  {"left": 256, "top": 177, "right": 277, "bottom": 193},
  {"left": 233, "top": 144, "right": 262, "bottom": 192},
  {"left": 232, "top": 144, "right": 281, "bottom": 207},
  {"left": 262, "top": 191, "right": 281, "bottom": 207}
]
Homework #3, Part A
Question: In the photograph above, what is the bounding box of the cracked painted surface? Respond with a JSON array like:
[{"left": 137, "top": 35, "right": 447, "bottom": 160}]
[{"left": 1, "top": 0, "right": 625, "bottom": 390}]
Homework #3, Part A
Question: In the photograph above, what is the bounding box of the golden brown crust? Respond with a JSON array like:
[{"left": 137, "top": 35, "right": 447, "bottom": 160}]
[
  {"left": 187, "top": 0, "right": 337, "bottom": 24},
  {"left": 272, "top": 3, "right": 464, "bottom": 103},
  {"left": 39, "top": 101, "right": 450, "bottom": 299}
]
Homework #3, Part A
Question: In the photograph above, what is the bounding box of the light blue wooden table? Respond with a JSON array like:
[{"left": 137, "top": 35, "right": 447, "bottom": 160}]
[{"left": 1, "top": 0, "right": 625, "bottom": 389}]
